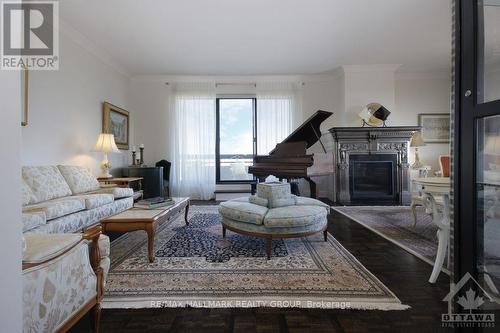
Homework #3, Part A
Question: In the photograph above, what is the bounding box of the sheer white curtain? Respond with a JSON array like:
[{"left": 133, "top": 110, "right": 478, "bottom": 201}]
[
  {"left": 256, "top": 82, "right": 302, "bottom": 154},
  {"left": 170, "top": 82, "right": 216, "bottom": 200}
]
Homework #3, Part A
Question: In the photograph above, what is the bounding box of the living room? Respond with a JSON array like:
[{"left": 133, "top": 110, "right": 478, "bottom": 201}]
[{"left": 1, "top": 0, "right": 499, "bottom": 332}]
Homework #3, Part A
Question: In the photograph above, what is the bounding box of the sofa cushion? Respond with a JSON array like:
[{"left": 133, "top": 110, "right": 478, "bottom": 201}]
[
  {"left": 94, "top": 187, "right": 134, "bottom": 199},
  {"left": 256, "top": 182, "right": 292, "bottom": 208},
  {"left": 22, "top": 180, "right": 37, "bottom": 206},
  {"left": 270, "top": 197, "right": 295, "bottom": 208},
  {"left": 264, "top": 205, "right": 327, "bottom": 228},
  {"left": 58, "top": 165, "right": 100, "bottom": 195},
  {"left": 76, "top": 194, "right": 114, "bottom": 210},
  {"left": 293, "top": 196, "right": 330, "bottom": 213},
  {"left": 248, "top": 195, "right": 268, "bottom": 208},
  {"left": 219, "top": 201, "right": 268, "bottom": 225},
  {"left": 23, "top": 233, "right": 82, "bottom": 264},
  {"left": 22, "top": 211, "right": 46, "bottom": 232},
  {"left": 22, "top": 166, "right": 72, "bottom": 203},
  {"left": 24, "top": 198, "right": 86, "bottom": 221}
]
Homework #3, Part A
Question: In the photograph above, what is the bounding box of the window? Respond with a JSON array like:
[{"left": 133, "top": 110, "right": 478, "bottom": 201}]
[{"left": 216, "top": 98, "right": 256, "bottom": 183}]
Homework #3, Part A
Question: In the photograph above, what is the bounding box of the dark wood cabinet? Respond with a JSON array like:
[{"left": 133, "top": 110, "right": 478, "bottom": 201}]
[{"left": 122, "top": 167, "right": 164, "bottom": 199}]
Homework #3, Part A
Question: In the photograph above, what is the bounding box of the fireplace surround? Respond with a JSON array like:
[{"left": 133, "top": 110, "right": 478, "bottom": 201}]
[{"left": 327, "top": 126, "right": 420, "bottom": 205}]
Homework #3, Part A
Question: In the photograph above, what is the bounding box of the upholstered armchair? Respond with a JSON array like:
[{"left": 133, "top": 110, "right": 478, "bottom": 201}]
[{"left": 22, "top": 225, "right": 106, "bottom": 333}]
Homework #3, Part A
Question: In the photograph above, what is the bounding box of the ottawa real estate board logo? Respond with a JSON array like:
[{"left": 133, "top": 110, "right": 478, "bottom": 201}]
[
  {"left": 442, "top": 273, "right": 497, "bottom": 328},
  {"left": 1, "top": 0, "right": 59, "bottom": 70}
]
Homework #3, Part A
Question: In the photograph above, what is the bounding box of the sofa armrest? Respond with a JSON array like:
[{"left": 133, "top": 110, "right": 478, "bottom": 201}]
[
  {"left": 83, "top": 224, "right": 104, "bottom": 300},
  {"left": 22, "top": 233, "right": 82, "bottom": 270}
]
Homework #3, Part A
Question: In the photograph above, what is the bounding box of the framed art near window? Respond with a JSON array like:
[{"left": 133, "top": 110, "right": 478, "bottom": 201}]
[
  {"left": 418, "top": 113, "right": 450, "bottom": 143},
  {"left": 102, "top": 102, "right": 129, "bottom": 149}
]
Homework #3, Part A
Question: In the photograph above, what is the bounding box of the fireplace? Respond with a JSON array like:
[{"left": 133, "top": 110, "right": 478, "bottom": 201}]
[
  {"left": 349, "top": 154, "right": 398, "bottom": 204},
  {"left": 325, "top": 126, "right": 420, "bottom": 205}
]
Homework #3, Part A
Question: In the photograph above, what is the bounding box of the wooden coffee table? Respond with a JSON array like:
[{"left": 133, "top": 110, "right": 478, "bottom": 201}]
[{"left": 100, "top": 197, "right": 190, "bottom": 262}]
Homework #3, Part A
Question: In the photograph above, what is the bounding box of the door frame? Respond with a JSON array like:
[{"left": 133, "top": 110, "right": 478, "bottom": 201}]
[{"left": 456, "top": 0, "right": 500, "bottom": 286}]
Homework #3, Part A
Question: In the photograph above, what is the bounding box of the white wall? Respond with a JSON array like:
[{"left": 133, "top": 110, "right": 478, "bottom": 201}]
[
  {"left": 21, "top": 31, "right": 132, "bottom": 175},
  {"left": 128, "top": 75, "right": 339, "bottom": 165},
  {"left": 395, "top": 72, "right": 452, "bottom": 172},
  {"left": 129, "top": 80, "right": 170, "bottom": 166},
  {"left": 0, "top": 71, "right": 23, "bottom": 332}
]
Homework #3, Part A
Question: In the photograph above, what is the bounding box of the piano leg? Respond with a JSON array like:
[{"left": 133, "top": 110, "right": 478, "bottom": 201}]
[{"left": 306, "top": 178, "right": 317, "bottom": 199}]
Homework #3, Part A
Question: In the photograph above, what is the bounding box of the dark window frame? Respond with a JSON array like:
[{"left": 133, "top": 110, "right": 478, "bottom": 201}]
[{"left": 215, "top": 97, "right": 257, "bottom": 184}]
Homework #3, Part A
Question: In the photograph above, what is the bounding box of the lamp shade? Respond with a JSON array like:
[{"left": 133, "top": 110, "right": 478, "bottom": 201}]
[
  {"left": 410, "top": 131, "right": 426, "bottom": 147},
  {"left": 93, "top": 133, "right": 120, "bottom": 153},
  {"left": 359, "top": 103, "right": 391, "bottom": 126}
]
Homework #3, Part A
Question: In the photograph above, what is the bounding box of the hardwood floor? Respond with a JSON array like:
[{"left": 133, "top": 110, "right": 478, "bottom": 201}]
[{"left": 71, "top": 201, "right": 452, "bottom": 333}]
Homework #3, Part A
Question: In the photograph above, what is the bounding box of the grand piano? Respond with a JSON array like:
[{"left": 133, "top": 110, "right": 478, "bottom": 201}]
[{"left": 248, "top": 110, "right": 334, "bottom": 198}]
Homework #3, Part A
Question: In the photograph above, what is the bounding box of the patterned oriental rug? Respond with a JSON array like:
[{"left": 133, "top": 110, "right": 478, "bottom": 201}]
[
  {"left": 103, "top": 206, "right": 408, "bottom": 310},
  {"left": 332, "top": 206, "right": 449, "bottom": 272}
]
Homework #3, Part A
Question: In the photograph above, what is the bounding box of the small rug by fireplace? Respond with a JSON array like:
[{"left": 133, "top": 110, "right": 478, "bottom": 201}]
[
  {"left": 103, "top": 206, "right": 408, "bottom": 311},
  {"left": 332, "top": 206, "right": 448, "bottom": 272}
]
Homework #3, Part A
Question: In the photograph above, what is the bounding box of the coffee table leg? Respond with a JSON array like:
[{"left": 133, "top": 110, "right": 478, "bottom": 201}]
[
  {"left": 184, "top": 202, "right": 190, "bottom": 226},
  {"left": 146, "top": 224, "right": 156, "bottom": 263}
]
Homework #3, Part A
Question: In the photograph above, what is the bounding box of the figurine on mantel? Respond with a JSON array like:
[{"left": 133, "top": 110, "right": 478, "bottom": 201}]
[{"left": 131, "top": 144, "right": 146, "bottom": 166}]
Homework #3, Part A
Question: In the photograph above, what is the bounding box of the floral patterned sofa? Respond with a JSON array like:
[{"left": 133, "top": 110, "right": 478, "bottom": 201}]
[
  {"left": 22, "top": 165, "right": 133, "bottom": 235},
  {"left": 218, "top": 182, "right": 330, "bottom": 259}
]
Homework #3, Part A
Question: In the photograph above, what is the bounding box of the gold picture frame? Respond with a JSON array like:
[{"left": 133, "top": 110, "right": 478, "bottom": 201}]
[
  {"left": 102, "top": 102, "right": 130, "bottom": 150},
  {"left": 21, "top": 67, "right": 29, "bottom": 126}
]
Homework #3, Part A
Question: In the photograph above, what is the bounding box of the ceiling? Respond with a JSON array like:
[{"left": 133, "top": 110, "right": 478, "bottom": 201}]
[{"left": 60, "top": 0, "right": 452, "bottom": 76}]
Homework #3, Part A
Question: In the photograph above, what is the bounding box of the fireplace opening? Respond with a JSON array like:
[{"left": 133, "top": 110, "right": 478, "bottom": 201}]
[{"left": 349, "top": 154, "right": 398, "bottom": 204}]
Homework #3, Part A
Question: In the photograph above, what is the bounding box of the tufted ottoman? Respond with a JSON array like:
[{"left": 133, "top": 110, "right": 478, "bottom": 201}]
[{"left": 218, "top": 182, "right": 330, "bottom": 259}]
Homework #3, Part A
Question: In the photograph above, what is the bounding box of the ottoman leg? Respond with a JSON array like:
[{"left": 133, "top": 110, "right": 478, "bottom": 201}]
[
  {"left": 222, "top": 226, "right": 226, "bottom": 238},
  {"left": 323, "top": 230, "right": 328, "bottom": 242},
  {"left": 266, "top": 237, "right": 272, "bottom": 260}
]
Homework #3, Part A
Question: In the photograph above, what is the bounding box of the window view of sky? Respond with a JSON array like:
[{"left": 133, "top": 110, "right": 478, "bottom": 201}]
[{"left": 219, "top": 99, "right": 254, "bottom": 155}]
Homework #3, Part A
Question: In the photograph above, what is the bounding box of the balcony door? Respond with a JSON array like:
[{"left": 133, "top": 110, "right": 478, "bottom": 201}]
[
  {"left": 457, "top": 0, "right": 500, "bottom": 310},
  {"left": 215, "top": 97, "right": 257, "bottom": 183}
]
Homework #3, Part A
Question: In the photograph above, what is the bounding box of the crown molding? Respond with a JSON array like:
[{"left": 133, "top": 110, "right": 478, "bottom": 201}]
[
  {"left": 395, "top": 70, "right": 452, "bottom": 80},
  {"left": 59, "top": 19, "right": 131, "bottom": 78},
  {"left": 341, "top": 64, "right": 401, "bottom": 74}
]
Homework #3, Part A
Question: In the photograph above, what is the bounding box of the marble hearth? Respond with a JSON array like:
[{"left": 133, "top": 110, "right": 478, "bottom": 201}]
[{"left": 326, "top": 126, "right": 420, "bottom": 205}]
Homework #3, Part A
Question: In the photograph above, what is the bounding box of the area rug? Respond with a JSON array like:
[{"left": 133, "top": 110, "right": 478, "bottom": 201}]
[
  {"left": 332, "top": 206, "right": 448, "bottom": 272},
  {"left": 103, "top": 206, "right": 408, "bottom": 311}
]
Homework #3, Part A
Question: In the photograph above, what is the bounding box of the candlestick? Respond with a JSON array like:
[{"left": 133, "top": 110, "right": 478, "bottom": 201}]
[
  {"left": 132, "top": 151, "right": 136, "bottom": 165},
  {"left": 132, "top": 146, "right": 136, "bottom": 152},
  {"left": 139, "top": 147, "right": 144, "bottom": 165}
]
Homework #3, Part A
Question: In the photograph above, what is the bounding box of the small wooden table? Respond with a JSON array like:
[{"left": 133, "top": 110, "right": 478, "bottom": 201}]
[
  {"left": 98, "top": 177, "right": 144, "bottom": 201},
  {"left": 100, "top": 197, "right": 190, "bottom": 262}
]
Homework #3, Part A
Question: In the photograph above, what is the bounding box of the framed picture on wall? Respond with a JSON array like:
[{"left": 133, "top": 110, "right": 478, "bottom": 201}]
[
  {"left": 418, "top": 113, "right": 450, "bottom": 143},
  {"left": 102, "top": 102, "right": 129, "bottom": 149}
]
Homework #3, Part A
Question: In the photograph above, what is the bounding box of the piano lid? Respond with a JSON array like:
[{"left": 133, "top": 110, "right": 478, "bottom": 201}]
[{"left": 269, "top": 110, "right": 333, "bottom": 154}]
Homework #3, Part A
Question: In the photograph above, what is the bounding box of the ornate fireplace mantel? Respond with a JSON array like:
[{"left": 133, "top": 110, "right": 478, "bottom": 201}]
[{"left": 326, "top": 126, "right": 421, "bottom": 205}]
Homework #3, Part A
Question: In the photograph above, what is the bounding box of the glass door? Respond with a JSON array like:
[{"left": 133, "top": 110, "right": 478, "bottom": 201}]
[
  {"left": 458, "top": 0, "right": 500, "bottom": 311},
  {"left": 475, "top": 0, "right": 500, "bottom": 302}
]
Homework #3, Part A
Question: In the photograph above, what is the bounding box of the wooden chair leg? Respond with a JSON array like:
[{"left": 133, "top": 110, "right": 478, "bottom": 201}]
[
  {"left": 222, "top": 226, "right": 226, "bottom": 238},
  {"left": 91, "top": 303, "right": 101, "bottom": 333},
  {"left": 266, "top": 237, "right": 272, "bottom": 260},
  {"left": 323, "top": 229, "right": 328, "bottom": 241}
]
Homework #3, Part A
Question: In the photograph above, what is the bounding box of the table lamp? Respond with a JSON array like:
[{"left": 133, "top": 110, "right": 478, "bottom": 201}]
[
  {"left": 410, "top": 131, "right": 426, "bottom": 168},
  {"left": 93, "top": 133, "right": 120, "bottom": 178}
]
